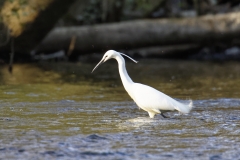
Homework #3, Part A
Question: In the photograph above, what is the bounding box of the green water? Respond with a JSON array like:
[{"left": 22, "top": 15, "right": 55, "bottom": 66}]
[{"left": 0, "top": 60, "right": 240, "bottom": 159}]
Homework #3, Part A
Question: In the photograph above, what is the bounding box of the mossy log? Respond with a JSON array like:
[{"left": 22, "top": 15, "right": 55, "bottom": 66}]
[{"left": 0, "top": 0, "right": 76, "bottom": 54}]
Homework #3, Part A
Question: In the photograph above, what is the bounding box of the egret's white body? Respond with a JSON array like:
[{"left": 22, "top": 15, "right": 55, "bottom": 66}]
[{"left": 92, "top": 50, "right": 193, "bottom": 118}]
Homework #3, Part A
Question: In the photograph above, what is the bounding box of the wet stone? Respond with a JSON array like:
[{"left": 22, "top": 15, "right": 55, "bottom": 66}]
[
  {"left": 18, "top": 149, "right": 25, "bottom": 153},
  {"left": 86, "top": 134, "right": 108, "bottom": 140},
  {"left": 210, "top": 155, "right": 222, "bottom": 160}
]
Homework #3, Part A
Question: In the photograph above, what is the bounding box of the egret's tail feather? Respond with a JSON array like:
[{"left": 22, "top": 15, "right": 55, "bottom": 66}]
[
  {"left": 174, "top": 99, "right": 193, "bottom": 114},
  {"left": 188, "top": 99, "right": 193, "bottom": 110}
]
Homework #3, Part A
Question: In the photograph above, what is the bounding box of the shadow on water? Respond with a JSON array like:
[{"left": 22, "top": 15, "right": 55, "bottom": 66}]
[{"left": 0, "top": 60, "right": 240, "bottom": 159}]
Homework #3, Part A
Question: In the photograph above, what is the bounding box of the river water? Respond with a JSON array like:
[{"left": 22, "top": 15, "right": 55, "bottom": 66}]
[{"left": 0, "top": 59, "right": 239, "bottom": 159}]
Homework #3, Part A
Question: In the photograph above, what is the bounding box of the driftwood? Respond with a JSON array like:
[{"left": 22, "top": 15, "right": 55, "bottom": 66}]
[{"left": 36, "top": 12, "right": 240, "bottom": 55}]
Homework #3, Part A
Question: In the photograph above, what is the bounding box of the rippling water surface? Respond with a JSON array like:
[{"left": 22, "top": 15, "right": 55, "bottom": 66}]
[{"left": 0, "top": 60, "right": 239, "bottom": 159}]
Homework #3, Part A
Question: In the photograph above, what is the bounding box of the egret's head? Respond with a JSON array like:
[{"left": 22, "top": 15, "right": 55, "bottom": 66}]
[
  {"left": 102, "top": 50, "right": 117, "bottom": 62},
  {"left": 92, "top": 50, "right": 138, "bottom": 73}
]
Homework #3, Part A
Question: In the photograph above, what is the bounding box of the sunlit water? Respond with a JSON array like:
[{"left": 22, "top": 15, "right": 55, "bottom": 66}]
[{"left": 0, "top": 60, "right": 240, "bottom": 159}]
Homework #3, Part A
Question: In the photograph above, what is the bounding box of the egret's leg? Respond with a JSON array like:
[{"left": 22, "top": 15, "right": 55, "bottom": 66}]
[
  {"left": 161, "top": 113, "right": 169, "bottom": 118},
  {"left": 148, "top": 112, "right": 155, "bottom": 118}
]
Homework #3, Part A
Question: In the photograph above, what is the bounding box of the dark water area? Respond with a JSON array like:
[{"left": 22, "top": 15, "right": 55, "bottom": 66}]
[{"left": 0, "top": 59, "right": 240, "bottom": 159}]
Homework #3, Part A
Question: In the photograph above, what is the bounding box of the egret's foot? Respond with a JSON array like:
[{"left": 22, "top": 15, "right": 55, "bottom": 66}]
[
  {"left": 161, "top": 113, "right": 169, "bottom": 118},
  {"left": 148, "top": 112, "right": 156, "bottom": 118}
]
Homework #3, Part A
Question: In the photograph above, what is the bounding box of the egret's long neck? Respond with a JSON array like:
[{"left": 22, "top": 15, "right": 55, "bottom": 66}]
[{"left": 116, "top": 55, "right": 133, "bottom": 90}]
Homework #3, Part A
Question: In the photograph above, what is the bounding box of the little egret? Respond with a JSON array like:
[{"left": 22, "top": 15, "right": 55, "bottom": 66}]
[{"left": 92, "top": 50, "right": 193, "bottom": 118}]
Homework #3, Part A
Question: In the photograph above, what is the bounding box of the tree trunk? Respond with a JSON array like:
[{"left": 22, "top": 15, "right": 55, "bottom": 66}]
[{"left": 0, "top": 0, "right": 76, "bottom": 54}]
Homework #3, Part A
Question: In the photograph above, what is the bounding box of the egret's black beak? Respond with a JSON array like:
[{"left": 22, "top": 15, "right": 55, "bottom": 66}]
[{"left": 92, "top": 58, "right": 105, "bottom": 73}]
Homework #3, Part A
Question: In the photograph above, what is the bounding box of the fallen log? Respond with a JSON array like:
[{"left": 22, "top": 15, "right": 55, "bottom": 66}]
[{"left": 37, "top": 12, "right": 240, "bottom": 55}]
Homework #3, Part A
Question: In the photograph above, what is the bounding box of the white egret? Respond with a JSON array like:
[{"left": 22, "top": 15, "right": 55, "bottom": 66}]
[{"left": 92, "top": 50, "right": 193, "bottom": 118}]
